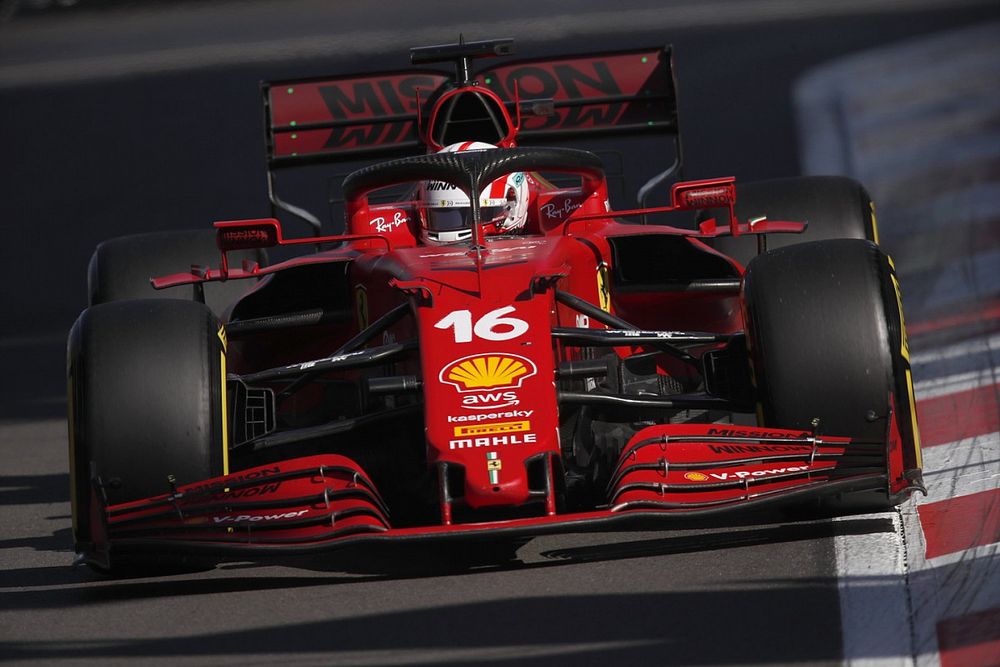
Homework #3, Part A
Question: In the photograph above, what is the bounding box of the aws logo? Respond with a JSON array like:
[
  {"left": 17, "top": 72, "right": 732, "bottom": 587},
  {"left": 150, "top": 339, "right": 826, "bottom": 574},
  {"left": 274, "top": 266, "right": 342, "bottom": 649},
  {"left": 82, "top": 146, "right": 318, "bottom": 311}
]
[{"left": 439, "top": 353, "right": 537, "bottom": 410}]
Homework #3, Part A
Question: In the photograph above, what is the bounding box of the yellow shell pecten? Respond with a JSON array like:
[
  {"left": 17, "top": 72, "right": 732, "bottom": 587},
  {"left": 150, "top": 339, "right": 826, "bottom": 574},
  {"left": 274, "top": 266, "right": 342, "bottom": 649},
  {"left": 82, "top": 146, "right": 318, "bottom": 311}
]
[{"left": 447, "top": 355, "right": 528, "bottom": 389}]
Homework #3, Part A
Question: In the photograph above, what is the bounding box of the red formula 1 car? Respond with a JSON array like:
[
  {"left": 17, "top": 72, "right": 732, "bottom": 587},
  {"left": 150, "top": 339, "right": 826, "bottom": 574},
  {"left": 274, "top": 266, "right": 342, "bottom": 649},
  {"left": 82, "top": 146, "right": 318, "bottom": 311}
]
[{"left": 68, "top": 39, "right": 923, "bottom": 571}]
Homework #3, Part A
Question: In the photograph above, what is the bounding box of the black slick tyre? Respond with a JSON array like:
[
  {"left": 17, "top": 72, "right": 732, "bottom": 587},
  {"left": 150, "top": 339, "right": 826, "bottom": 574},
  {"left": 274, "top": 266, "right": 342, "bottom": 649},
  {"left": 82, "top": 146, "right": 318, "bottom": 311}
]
[
  {"left": 87, "top": 229, "right": 266, "bottom": 316},
  {"left": 742, "top": 240, "right": 919, "bottom": 505},
  {"left": 67, "top": 299, "right": 228, "bottom": 567}
]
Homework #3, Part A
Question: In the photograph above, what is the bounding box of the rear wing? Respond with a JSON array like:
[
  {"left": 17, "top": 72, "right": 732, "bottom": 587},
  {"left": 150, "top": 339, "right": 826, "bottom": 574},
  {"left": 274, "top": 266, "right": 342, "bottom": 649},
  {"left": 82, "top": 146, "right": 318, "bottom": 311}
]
[
  {"left": 262, "top": 41, "right": 681, "bottom": 233},
  {"left": 263, "top": 46, "right": 680, "bottom": 166}
]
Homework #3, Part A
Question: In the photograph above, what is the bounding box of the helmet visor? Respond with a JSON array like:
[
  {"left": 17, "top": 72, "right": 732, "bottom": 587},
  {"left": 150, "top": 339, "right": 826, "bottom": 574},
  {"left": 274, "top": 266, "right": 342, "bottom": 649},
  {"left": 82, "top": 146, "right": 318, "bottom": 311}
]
[{"left": 425, "top": 206, "right": 503, "bottom": 232}]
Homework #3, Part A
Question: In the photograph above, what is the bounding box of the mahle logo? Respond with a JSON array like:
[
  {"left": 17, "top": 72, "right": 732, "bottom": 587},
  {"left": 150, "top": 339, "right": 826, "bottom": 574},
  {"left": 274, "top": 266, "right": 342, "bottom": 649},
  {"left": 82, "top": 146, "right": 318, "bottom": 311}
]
[{"left": 440, "top": 354, "right": 537, "bottom": 392}]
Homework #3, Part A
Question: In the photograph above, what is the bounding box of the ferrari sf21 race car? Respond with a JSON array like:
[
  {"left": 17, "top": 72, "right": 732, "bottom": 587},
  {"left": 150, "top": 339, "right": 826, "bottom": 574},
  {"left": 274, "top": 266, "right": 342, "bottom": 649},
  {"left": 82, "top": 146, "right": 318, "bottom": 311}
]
[{"left": 68, "top": 39, "right": 924, "bottom": 571}]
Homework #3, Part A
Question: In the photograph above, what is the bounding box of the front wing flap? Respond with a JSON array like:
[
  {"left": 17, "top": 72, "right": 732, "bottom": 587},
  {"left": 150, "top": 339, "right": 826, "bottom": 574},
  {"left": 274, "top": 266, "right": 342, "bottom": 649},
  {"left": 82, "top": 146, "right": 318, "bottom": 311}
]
[
  {"left": 607, "top": 424, "right": 889, "bottom": 511},
  {"left": 101, "top": 455, "right": 391, "bottom": 556}
]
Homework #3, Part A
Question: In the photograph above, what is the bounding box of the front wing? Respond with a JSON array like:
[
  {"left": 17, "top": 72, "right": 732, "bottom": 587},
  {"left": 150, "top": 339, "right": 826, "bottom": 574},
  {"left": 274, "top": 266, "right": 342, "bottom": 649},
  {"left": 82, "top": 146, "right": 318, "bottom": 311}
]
[{"left": 86, "top": 424, "right": 921, "bottom": 567}]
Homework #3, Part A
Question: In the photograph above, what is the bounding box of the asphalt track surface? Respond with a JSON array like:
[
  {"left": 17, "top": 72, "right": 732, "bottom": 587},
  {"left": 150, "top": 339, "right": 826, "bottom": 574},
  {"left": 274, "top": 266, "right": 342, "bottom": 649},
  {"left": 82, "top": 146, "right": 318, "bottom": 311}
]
[{"left": 1, "top": 2, "right": 998, "bottom": 665}]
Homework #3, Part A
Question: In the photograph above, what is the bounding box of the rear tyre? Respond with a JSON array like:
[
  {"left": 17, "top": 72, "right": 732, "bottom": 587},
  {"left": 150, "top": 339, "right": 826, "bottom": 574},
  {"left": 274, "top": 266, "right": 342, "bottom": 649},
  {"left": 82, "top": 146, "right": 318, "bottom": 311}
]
[
  {"left": 742, "top": 239, "right": 918, "bottom": 507},
  {"left": 706, "top": 176, "right": 877, "bottom": 267},
  {"left": 68, "top": 299, "right": 228, "bottom": 568},
  {"left": 88, "top": 229, "right": 267, "bottom": 317}
]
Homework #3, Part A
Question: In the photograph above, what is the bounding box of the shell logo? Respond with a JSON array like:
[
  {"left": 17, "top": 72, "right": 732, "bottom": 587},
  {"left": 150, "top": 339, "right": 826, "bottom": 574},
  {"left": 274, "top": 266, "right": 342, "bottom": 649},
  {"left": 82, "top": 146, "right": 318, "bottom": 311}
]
[
  {"left": 439, "top": 353, "right": 537, "bottom": 392},
  {"left": 684, "top": 472, "right": 710, "bottom": 482}
]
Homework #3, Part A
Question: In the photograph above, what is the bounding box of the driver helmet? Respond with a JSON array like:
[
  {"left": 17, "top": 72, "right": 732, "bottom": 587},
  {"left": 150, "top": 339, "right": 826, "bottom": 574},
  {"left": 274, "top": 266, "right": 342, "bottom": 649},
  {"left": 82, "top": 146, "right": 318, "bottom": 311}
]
[{"left": 418, "top": 141, "right": 528, "bottom": 245}]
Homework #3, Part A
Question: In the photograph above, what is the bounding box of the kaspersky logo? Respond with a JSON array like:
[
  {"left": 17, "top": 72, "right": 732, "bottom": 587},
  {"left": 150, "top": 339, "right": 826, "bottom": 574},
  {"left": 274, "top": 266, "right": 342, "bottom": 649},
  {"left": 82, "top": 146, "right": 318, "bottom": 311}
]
[{"left": 440, "top": 354, "right": 537, "bottom": 392}]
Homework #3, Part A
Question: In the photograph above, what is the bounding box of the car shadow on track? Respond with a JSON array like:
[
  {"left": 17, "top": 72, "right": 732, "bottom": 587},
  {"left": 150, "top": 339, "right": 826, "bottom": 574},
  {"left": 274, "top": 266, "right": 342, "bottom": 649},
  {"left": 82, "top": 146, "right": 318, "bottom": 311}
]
[
  {"left": 0, "top": 522, "right": 72, "bottom": 553},
  {"left": 0, "top": 583, "right": 854, "bottom": 665},
  {"left": 537, "top": 515, "right": 893, "bottom": 564},
  {"left": 0, "top": 513, "right": 895, "bottom": 664},
  {"left": 0, "top": 515, "right": 893, "bottom": 604},
  {"left": 0, "top": 472, "right": 69, "bottom": 504}
]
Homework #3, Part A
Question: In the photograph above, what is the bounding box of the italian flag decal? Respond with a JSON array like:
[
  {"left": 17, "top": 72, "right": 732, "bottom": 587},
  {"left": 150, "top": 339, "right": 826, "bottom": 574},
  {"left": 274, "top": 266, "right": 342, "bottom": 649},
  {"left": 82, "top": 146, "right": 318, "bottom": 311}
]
[{"left": 486, "top": 451, "right": 501, "bottom": 484}]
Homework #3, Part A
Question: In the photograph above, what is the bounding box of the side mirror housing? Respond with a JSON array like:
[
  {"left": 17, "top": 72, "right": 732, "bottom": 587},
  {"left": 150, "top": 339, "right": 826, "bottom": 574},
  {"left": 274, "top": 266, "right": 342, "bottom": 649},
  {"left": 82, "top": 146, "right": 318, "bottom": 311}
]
[{"left": 215, "top": 218, "right": 283, "bottom": 251}]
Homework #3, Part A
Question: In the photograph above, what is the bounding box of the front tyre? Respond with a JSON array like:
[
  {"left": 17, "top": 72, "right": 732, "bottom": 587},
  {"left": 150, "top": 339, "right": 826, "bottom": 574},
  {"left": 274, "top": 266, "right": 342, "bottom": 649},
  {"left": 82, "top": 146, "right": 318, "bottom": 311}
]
[
  {"left": 742, "top": 240, "right": 920, "bottom": 506},
  {"left": 68, "top": 299, "right": 228, "bottom": 568}
]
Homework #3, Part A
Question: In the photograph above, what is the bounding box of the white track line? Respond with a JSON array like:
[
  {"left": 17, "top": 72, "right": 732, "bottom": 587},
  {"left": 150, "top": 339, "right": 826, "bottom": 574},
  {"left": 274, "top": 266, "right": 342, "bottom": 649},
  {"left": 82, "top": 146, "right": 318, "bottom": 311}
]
[
  {"left": 836, "top": 508, "right": 914, "bottom": 667},
  {"left": 920, "top": 433, "right": 1000, "bottom": 504},
  {"left": 909, "top": 333, "right": 1000, "bottom": 366},
  {"left": 914, "top": 370, "right": 999, "bottom": 400},
  {"left": 900, "top": 433, "right": 1000, "bottom": 666}
]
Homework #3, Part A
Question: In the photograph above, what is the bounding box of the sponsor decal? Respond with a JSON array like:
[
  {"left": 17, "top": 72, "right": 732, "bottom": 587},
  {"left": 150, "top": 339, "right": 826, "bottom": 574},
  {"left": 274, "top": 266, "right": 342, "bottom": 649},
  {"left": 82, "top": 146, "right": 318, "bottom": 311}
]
[
  {"left": 707, "top": 465, "right": 810, "bottom": 481},
  {"left": 708, "top": 444, "right": 814, "bottom": 454},
  {"left": 681, "top": 187, "right": 731, "bottom": 207},
  {"left": 459, "top": 391, "right": 520, "bottom": 409},
  {"left": 316, "top": 75, "right": 435, "bottom": 121},
  {"left": 308, "top": 73, "right": 444, "bottom": 151},
  {"left": 889, "top": 263, "right": 922, "bottom": 467},
  {"left": 222, "top": 229, "right": 267, "bottom": 242},
  {"left": 447, "top": 409, "right": 533, "bottom": 423},
  {"left": 218, "top": 227, "right": 277, "bottom": 249},
  {"left": 214, "top": 482, "right": 281, "bottom": 499},
  {"left": 487, "top": 452, "right": 502, "bottom": 484},
  {"left": 604, "top": 329, "right": 686, "bottom": 339},
  {"left": 449, "top": 433, "right": 537, "bottom": 450},
  {"left": 290, "top": 349, "right": 366, "bottom": 371},
  {"left": 441, "top": 353, "right": 536, "bottom": 391},
  {"left": 597, "top": 265, "right": 611, "bottom": 312},
  {"left": 355, "top": 285, "right": 368, "bottom": 330},
  {"left": 489, "top": 245, "right": 536, "bottom": 253},
  {"left": 684, "top": 472, "right": 709, "bottom": 482},
  {"left": 540, "top": 197, "right": 581, "bottom": 220},
  {"left": 417, "top": 242, "right": 544, "bottom": 259},
  {"left": 187, "top": 466, "right": 281, "bottom": 498},
  {"left": 454, "top": 420, "right": 531, "bottom": 437},
  {"left": 369, "top": 210, "right": 408, "bottom": 234},
  {"left": 213, "top": 509, "right": 309, "bottom": 524},
  {"left": 440, "top": 353, "right": 537, "bottom": 409},
  {"left": 477, "top": 51, "right": 665, "bottom": 133},
  {"left": 706, "top": 427, "right": 809, "bottom": 439}
]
